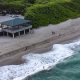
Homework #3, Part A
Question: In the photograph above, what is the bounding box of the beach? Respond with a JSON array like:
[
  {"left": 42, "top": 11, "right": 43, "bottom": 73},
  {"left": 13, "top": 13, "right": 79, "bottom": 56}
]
[
  {"left": 0, "top": 18, "right": 80, "bottom": 80},
  {"left": 0, "top": 18, "right": 80, "bottom": 66}
]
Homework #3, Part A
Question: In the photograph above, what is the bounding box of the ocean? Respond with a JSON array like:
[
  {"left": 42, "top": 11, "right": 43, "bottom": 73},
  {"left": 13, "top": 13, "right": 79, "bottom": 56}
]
[
  {"left": 29, "top": 46, "right": 80, "bottom": 80},
  {"left": 0, "top": 40, "right": 80, "bottom": 80}
]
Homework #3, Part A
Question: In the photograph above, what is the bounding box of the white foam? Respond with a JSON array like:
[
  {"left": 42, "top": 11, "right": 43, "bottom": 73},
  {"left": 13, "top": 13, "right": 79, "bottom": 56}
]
[
  {"left": 0, "top": 43, "right": 75, "bottom": 80},
  {"left": 64, "top": 40, "right": 80, "bottom": 50}
]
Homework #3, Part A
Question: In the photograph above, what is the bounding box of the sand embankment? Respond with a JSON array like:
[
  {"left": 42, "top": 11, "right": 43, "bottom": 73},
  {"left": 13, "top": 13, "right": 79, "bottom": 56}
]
[{"left": 0, "top": 18, "right": 80, "bottom": 66}]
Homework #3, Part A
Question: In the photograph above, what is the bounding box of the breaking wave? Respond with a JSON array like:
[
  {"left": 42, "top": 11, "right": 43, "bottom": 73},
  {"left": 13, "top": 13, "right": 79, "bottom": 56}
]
[{"left": 1, "top": 40, "right": 80, "bottom": 80}]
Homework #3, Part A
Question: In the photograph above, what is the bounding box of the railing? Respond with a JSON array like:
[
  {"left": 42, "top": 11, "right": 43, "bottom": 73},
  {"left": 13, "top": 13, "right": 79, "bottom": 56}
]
[{"left": 3, "top": 25, "right": 32, "bottom": 33}]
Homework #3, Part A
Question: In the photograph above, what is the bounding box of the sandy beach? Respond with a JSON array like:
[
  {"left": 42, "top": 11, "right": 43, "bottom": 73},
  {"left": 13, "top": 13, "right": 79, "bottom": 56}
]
[{"left": 0, "top": 18, "right": 80, "bottom": 66}]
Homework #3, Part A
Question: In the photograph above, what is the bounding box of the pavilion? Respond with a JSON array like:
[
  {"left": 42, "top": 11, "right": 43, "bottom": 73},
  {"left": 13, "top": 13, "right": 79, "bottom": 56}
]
[{"left": 0, "top": 18, "right": 32, "bottom": 38}]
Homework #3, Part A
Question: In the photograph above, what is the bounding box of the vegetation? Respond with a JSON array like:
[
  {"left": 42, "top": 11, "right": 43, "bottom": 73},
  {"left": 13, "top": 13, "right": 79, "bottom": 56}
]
[
  {"left": 25, "top": 0, "right": 80, "bottom": 28},
  {"left": 0, "top": 0, "right": 25, "bottom": 14},
  {"left": 0, "top": 0, "right": 80, "bottom": 28}
]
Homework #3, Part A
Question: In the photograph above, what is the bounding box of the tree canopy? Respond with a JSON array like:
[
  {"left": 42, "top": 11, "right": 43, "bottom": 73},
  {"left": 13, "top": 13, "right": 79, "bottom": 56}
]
[
  {"left": 25, "top": 0, "right": 80, "bottom": 28},
  {"left": 0, "top": 0, "right": 80, "bottom": 28}
]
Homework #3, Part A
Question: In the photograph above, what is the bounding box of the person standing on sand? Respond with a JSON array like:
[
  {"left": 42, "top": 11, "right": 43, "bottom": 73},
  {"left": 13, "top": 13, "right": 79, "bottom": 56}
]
[{"left": 52, "top": 31, "right": 55, "bottom": 35}]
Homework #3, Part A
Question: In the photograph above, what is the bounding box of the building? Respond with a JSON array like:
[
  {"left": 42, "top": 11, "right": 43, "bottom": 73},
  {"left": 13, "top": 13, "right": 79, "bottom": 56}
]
[{"left": 0, "top": 18, "right": 32, "bottom": 38}]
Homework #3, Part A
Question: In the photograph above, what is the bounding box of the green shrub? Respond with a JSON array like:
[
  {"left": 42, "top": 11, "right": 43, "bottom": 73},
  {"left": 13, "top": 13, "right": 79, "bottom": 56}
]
[
  {"left": 25, "top": 0, "right": 80, "bottom": 28},
  {"left": 0, "top": 0, "right": 80, "bottom": 28}
]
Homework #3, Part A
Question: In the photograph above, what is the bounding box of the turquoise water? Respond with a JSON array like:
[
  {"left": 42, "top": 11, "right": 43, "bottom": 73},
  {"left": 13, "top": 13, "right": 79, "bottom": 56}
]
[
  {"left": 0, "top": 41, "right": 80, "bottom": 80},
  {"left": 28, "top": 47, "right": 80, "bottom": 80}
]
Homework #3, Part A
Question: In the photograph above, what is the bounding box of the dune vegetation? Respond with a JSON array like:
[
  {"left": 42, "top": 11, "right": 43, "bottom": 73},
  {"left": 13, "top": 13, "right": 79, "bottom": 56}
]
[
  {"left": 0, "top": 0, "right": 80, "bottom": 28},
  {"left": 25, "top": 0, "right": 80, "bottom": 28}
]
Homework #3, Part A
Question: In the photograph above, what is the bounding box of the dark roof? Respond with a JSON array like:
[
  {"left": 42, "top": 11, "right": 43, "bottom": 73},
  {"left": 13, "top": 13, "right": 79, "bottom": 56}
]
[{"left": 1, "top": 18, "right": 30, "bottom": 27}]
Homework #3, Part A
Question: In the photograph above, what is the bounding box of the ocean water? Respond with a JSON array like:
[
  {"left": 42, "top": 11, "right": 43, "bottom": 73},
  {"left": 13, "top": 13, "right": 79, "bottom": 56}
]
[
  {"left": 29, "top": 47, "right": 80, "bottom": 80},
  {"left": 0, "top": 40, "right": 80, "bottom": 80}
]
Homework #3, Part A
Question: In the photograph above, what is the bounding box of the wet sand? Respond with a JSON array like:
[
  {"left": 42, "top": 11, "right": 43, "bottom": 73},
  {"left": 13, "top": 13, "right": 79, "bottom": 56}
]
[
  {"left": 0, "top": 18, "right": 80, "bottom": 66},
  {"left": 0, "top": 33, "right": 80, "bottom": 67}
]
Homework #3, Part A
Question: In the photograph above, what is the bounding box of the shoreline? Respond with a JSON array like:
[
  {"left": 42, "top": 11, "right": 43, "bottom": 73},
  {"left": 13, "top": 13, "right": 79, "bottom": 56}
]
[
  {"left": 0, "top": 18, "right": 80, "bottom": 66},
  {"left": 0, "top": 30, "right": 80, "bottom": 66}
]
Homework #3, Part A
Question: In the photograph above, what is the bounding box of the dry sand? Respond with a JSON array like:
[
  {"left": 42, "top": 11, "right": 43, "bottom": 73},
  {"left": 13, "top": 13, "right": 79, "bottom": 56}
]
[{"left": 0, "top": 18, "right": 80, "bottom": 66}]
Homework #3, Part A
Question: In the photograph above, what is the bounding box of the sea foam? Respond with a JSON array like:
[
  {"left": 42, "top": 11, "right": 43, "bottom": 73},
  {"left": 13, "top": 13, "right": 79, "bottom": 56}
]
[{"left": 0, "top": 43, "right": 76, "bottom": 80}]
